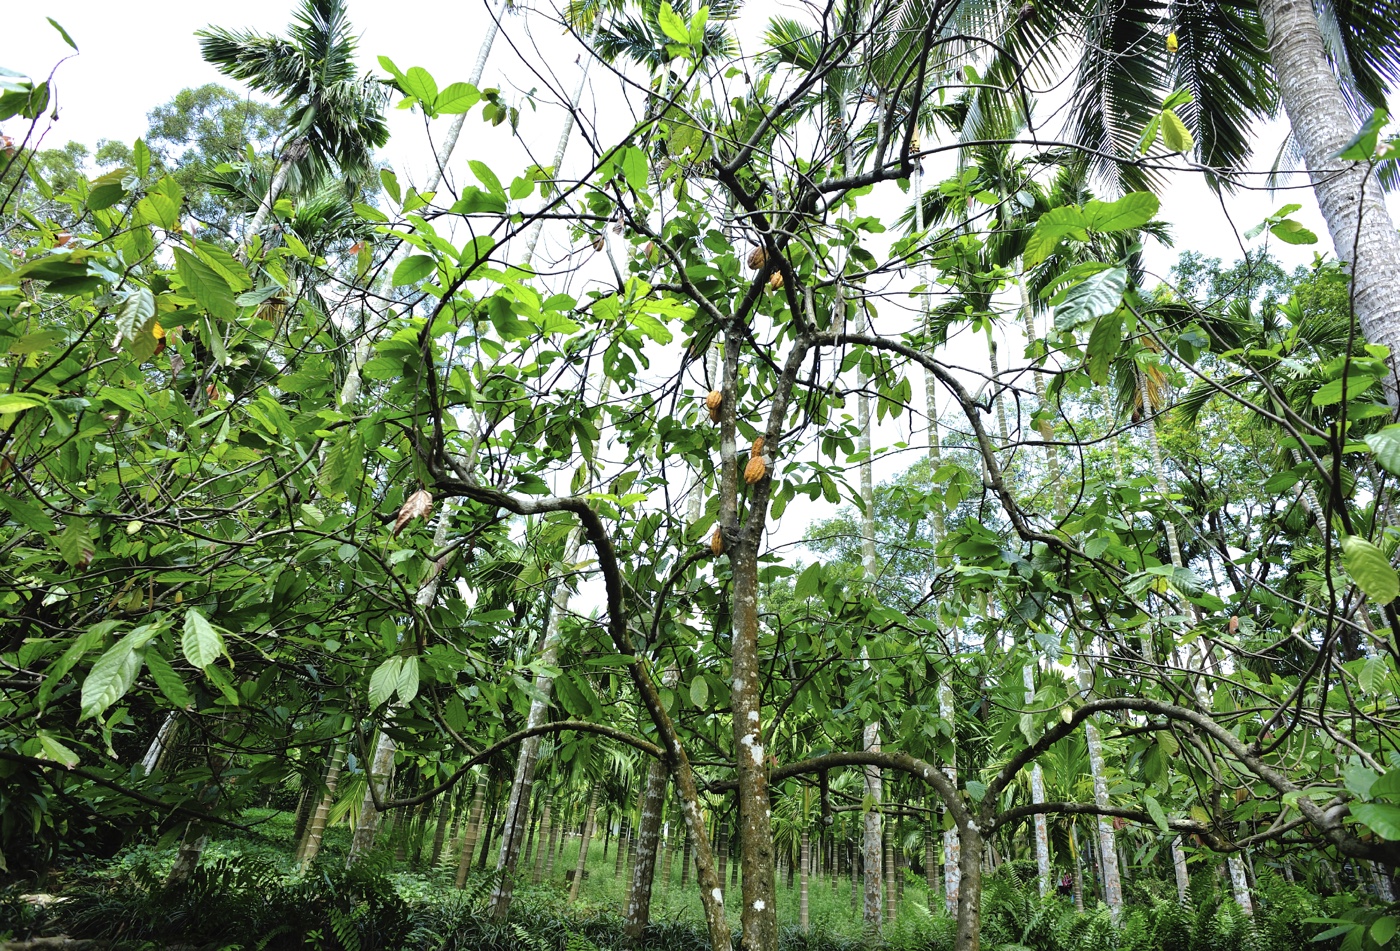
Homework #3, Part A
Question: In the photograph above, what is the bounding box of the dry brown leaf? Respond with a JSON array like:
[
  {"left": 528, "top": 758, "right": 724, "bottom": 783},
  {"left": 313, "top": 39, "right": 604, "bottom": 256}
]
[{"left": 393, "top": 488, "right": 434, "bottom": 537}]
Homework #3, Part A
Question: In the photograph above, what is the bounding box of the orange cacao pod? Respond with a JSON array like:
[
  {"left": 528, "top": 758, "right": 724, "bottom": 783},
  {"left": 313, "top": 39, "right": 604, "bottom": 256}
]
[
  {"left": 711, "top": 528, "right": 724, "bottom": 555},
  {"left": 768, "top": 271, "right": 783, "bottom": 290},
  {"left": 744, "top": 456, "right": 767, "bottom": 484},
  {"left": 706, "top": 389, "right": 723, "bottom": 422},
  {"left": 750, "top": 436, "right": 765, "bottom": 458}
]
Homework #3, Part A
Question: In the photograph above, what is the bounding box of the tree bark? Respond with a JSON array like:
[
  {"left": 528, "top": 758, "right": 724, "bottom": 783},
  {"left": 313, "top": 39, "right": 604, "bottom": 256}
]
[
  {"left": 1258, "top": 0, "right": 1400, "bottom": 404},
  {"left": 346, "top": 729, "right": 396, "bottom": 867},
  {"left": 297, "top": 742, "right": 344, "bottom": 868},
  {"left": 1024, "top": 665, "right": 1051, "bottom": 897},
  {"left": 532, "top": 798, "right": 553, "bottom": 883},
  {"left": 489, "top": 537, "right": 577, "bottom": 920},
  {"left": 624, "top": 669, "right": 680, "bottom": 942},
  {"left": 569, "top": 783, "right": 600, "bottom": 902},
  {"left": 799, "top": 826, "right": 811, "bottom": 933},
  {"left": 430, "top": 797, "right": 453, "bottom": 868},
  {"left": 456, "top": 777, "right": 487, "bottom": 888}
]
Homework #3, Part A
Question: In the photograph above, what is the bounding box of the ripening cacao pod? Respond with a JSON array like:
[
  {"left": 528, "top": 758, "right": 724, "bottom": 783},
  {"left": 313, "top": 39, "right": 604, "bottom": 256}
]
[
  {"left": 711, "top": 528, "right": 724, "bottom": 555},
  {"left": 592, "top": 234, "right": 606, "bottom": 252},
  {"left": 747, "top": 246, "right": 765, "bottom": 270},
  {"left": 768, "top": 271, "right": 784, "bottom": 290},
  {"left": 706, "top": 389, "right": 723, "bottom": 422},
  {"left": 744, "top": 456, "right": 767, "bottom": 484},
  {"left": 750, "top": 436, "right": 765, "bottom": 458}
]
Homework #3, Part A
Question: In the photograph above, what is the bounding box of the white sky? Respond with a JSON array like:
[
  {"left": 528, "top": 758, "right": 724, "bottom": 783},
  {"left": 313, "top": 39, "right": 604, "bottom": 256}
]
[{"left": 8, "top": 0, "right": 1399, "bottom": 579}]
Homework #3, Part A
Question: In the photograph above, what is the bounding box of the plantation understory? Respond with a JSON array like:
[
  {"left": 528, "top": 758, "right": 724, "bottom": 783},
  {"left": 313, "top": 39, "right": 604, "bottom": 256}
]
[{"left": 0, "top": 808, "right": 1375, "bottom": 951}]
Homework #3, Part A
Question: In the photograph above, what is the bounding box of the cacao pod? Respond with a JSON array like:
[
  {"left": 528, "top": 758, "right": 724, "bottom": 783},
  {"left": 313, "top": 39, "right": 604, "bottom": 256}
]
[
  {"left": 750, "top": 436, "right": 765, "bottom": 458},
  {"left": 706, "top": 389, "right": 723, "bottom": 422},
  {"left": 768, "top": 271, "right": 784, "bottom": 290},
  {"left": 711, "top": 528, "right": 724, "bottom": 555},
  {"left": 592, "top": 234, "right": 606, "bottom": 252},
  {"left": 744, "top": 456, "right": 767, "bottom": 484},
  {"left": 747, "top": 246, "right": 765, "bottom": 270}
]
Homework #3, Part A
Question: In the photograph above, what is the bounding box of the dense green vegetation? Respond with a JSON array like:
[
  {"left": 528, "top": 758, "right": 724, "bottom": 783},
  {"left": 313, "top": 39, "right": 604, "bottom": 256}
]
[{"left": 6, "top": 1, "right": 1400, "bottom": 949}]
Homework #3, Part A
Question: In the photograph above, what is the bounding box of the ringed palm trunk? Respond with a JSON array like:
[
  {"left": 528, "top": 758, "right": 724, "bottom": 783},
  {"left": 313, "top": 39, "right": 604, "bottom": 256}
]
[
  {"left": 1023, "top": 298, "right": 1123, "bottom": 918},
  {"left": 532, "top": 798, "right": 553, "bottom": 883},
  {"left": 488, "top": 534, "right": 580, "bottom": 919},
  {"left": 569, "top": 783, "right": 601, "bottom": 902},
  {"left": 297, "top": 741, "right": 345, "bottom": 868},
  {"left": 800, "top": 826, "right": 811, "bottom": 932},
  {"left": 241, "top": 143, "right": 304, "bottom": 254},
  {"left": 1258, "top": 0, "right": 1400, "bottom": 401},
  {"left": 456, "top": 777, "right": 488, "bottom": 887},
  {"left": 856, "top": 312, "right": 884, "bottom": 936},
  {"left": 1139, "top": 368, "right": 1251, "bottom": 912},
  {"left": 915, "top": 166, "right": 962, "bottom": 915}
]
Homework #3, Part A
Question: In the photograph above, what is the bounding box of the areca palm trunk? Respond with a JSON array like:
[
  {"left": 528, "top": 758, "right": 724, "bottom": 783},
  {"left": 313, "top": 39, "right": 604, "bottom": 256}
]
[
  {"left": 349, "top": 510, "right": 454, "bottom": 868},
  {"left": 297, "top": 741, "right": 345, "bottom": 868},
  {"left": 241, "top": 141, "right": 306, "bottom": 252},
  {"left": 569, "top": 783, "right": 601, "bottom": 902},
  {"left": 488, "top": 534, "right": 580, "bottom": 919},
  {"left": 456, "top": 777, "right": 488, "bottom": 887},
  {"left": 1138, "top": 368, "right": 1251, "bottom": 912},
  {"left": 532, "top": 798, "right": 553, "bottom": 883},
  {"left": 800, "top": 826, "right": 811, "bottom": 932},
  {"left": 1023, "top": 664, "right": 1051, "bottom": 897},
  {"left": 1022, "top": 296, "right": 1122, "bottom": 917},
  {"left": 1258, "top": 0, "right": 1400, "bottom": 399},
  {"left": 856, "top": 310, "right": 884, "bottom": 936}
]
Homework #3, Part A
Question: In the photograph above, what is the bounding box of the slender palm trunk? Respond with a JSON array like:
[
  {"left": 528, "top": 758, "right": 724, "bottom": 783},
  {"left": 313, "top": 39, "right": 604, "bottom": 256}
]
[
  {"left": 297, "top": 742, "right": 345, "bottom": 868},
  {"left": 241, "top": 147, "right": 300, "bottom": 252},
  {"left": 799, "top": 826, "right": 811, "bottom": 932},
  {"left": 140, "top": 714, "right": 178, "bottom": 775},
  {"left": 855, "top": 309, "right": 885, "bottom": 936},
  {"left": 1024, "top": 663, "right": 1051, "bottom": 897},
  {"left": 430, "top": 797, "right": 453, "bottom": 868},
  {"left": 456, "top": 778, "right": 488, "bottom": 888},
  {"left": 489, "top": 538, "right": 578, "bottom": 919},
  {"left": 1258, "top": 0, "right": 1400, "bottom": 401},
  {"left": 532, "top": 799, "right": 553, "bottom": 883},
  {"left": 569, "top": 783, "right": 601, "bottom": 902}
]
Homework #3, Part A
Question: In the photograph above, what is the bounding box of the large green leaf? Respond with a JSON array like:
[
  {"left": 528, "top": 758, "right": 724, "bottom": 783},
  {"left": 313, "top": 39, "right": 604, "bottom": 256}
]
[
  {"left": 1341, "top": 535, "right": 1399, "bottom": 605},
  {"left": 1366, "top": 425, "right": 1400, "bottom": 475},
  {"left": 1053, "top": 267, "right": 1127, "bottom": 330},
  {"left": 369, "top": 656, "right": 403, "bottom": 708},
  {"left": 80, "top": 627, "right": 158, "bottom": 720},
  {"left": 182, "top": 608, "right": 226, "bottom": 670},
  {"left": 1082, "top": 193, "right": 1160, "bottom": 232},
  {"left": 173, "top": 248, "right": 236, "bottom": 321},
  {"left": 1352, "top": 802, "right": 1400, "bottom": 840}
]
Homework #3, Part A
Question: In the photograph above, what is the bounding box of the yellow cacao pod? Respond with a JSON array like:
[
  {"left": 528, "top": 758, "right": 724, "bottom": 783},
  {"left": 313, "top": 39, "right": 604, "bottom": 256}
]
[
  {"left": 747, "top": 246, "right": 766, "bottom": 270},
  {"left": 750, "top": 436, "right": 765, "bottom": 459},
  {"left": 711, "top": 528, "right": 724, "bottom": 555},
  {"left": 768, "top": 271, "right": 784, "bottom": 290},
  {"left": 744, "top": 456, "right": 768, "bottom": 484},
  {"left": 706, "top": 389, "right": 723, "bottom": 422}
]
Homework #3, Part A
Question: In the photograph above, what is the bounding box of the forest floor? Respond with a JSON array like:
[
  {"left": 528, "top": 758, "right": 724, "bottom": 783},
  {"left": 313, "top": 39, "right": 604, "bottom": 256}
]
[{"left": 0, "top": 807, "right": 1355, "bottom": 951}]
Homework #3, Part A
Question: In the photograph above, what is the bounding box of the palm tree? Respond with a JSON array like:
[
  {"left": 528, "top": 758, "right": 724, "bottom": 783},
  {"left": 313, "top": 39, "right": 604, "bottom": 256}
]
[
  {"left": 198, "top": 0, "right": 389, "bottom": 251},
  {"left": 983, "top": 0, "right": 1400, "bottom": 390}
]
